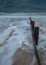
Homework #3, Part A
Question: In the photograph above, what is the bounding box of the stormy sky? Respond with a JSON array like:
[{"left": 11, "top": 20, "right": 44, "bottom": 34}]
[{"left": 0, "top": 0, "right": 46, "bottom": 13}]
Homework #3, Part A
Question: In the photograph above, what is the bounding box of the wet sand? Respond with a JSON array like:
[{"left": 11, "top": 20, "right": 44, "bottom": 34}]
[
  {"left": 0, "top": 16, "right": 46, "bottom": 65},
  {"left": 12, "top": 48, "right": 38, "bottom": 65}
]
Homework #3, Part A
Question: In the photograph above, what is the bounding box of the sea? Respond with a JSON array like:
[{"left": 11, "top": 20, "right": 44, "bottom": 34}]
[{"left": 0, "top": 13, "right": 46, "bottom": 65}]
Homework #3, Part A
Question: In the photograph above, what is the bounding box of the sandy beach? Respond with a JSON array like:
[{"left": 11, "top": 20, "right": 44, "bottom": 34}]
[
  {"left": 12, "top": 48, "right": 38, "bottom": 65},
  {"left": 0, "top": 14, "right": 46, "bottom": 65}
]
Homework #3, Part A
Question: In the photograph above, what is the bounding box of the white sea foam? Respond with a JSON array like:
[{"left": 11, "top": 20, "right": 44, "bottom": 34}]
[{"left": 0, "top": 14, "right": 46, "bottom": 65}]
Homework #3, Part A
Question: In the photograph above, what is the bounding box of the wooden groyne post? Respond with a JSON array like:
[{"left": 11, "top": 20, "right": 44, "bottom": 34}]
[
  {"left": 29, "top": 17, "right": 35, "bottom": 31},
  {"left": 29, "top": 17, "right": 41, "bottom": 65},
  {"left": 34, "top": 27, "right": 39, "bottom": 45},
  {"left": 29, "top": 17, "right": 32, "bottom": 25}
]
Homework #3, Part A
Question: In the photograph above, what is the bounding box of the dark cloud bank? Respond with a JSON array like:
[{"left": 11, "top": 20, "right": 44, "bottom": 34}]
[{"left": 0, "top": 0, "right": 46, "bottom": 13}]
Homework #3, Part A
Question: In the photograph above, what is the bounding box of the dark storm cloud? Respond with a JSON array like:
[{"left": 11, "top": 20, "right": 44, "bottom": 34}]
[{"left": 0, "top": 0, "right": 46, "bottom": 12}]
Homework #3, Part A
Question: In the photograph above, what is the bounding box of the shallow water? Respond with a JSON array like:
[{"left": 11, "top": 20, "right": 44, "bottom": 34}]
[{"left": 0, "top": 14, "right": 46, "bottom": 65}]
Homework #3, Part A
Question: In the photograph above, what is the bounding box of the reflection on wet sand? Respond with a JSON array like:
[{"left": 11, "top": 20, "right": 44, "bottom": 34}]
[{"left": 13, "top": 48, "right": 38, "bottom": 65}]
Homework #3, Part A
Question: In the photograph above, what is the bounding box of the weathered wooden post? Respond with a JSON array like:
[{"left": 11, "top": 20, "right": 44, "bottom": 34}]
[
  {"left": 29, "top": 17, "right": 35, "bottom": 31},
  {"left": 33, "top": 27, "right": 41, "bottom": 65},
  {"left": 32, "top": 21, "right": 35, "bottom": 31},
  {"left": 34, "top": 27, "right": 39, "bottom": 45},
  {"left": 29, "top": 18, "right": 41, "bottom": 65},
  {"left": 29, "top": 17, "right": 32, "bottom": 25}
]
